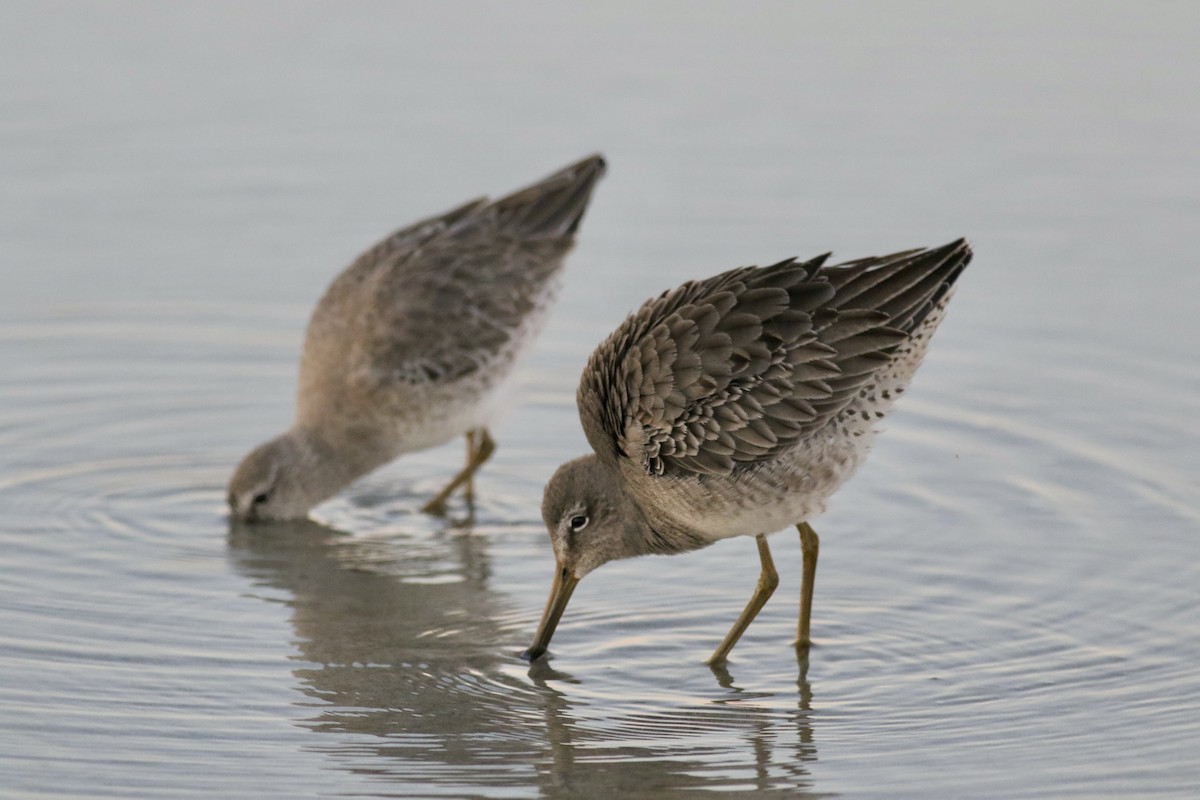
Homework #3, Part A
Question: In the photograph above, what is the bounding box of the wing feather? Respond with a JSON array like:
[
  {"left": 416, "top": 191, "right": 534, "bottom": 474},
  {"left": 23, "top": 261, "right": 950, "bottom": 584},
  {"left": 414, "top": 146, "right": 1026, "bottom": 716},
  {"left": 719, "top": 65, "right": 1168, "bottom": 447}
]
[
  {"left": 303, "top": 155, "right": 606, "bottom": 389},
  {"left": 577, "top": 240, "right": 972, "bottom": 478}
]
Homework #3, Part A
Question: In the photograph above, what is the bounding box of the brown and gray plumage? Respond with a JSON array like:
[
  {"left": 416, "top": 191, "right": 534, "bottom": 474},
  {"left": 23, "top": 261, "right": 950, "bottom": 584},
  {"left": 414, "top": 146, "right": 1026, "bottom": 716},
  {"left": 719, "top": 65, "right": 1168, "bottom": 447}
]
[
  {"left": 524, "top": 238, "right": 972, "bottom": 664},
  {"left": 228, "top": 154, "right": 606, "bottom": 521}
]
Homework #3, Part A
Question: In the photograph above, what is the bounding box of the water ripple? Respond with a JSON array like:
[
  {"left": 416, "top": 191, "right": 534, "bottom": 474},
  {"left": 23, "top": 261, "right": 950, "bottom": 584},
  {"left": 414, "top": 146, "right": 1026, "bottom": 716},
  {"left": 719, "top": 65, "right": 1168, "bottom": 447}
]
[{"left": 1, "top": 306, "right": 1198, "bottom": 798}]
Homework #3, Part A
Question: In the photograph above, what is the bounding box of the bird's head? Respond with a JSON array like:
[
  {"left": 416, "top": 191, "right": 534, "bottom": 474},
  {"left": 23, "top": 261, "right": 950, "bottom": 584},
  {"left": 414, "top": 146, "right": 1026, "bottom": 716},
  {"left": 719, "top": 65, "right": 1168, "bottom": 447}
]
[
  {"left": 227, "top": 431, "right": 329, "bottom": 522},
  {"left": 522, "top": 453, "right": 650, "bottom": 660}
]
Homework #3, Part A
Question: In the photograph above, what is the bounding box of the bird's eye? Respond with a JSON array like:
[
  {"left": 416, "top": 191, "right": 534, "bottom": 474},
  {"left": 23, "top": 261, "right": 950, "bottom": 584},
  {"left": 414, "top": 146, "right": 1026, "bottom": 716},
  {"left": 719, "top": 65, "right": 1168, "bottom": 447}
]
[
  {"left": 252, "top": 492, "right": 270, "bottom": 506},
  {"left": 568, "top": 514, "right": 589, "bottom": 532}
]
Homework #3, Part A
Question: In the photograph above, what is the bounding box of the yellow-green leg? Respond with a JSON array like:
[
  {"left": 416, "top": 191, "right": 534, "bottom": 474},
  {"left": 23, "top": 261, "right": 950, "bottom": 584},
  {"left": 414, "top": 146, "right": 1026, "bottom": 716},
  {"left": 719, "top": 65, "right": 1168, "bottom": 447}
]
[
  {"left": 707, "top": 534, "right": 779, "bottom": 665},
  {"left": 795, "top": 522, "right": 820, "bottom": 648},
  {"left": 421, "top": 428, "right": 496, "bottom": 515},
  {"left": 462, "top": 430, "right": 480, "bottom": 506}
]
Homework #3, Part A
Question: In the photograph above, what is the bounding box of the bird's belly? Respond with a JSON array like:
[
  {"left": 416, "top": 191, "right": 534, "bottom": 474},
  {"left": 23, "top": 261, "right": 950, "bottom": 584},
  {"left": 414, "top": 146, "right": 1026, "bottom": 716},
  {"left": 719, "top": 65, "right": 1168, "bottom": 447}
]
[
  {"left": 635, "top": 428, "right": 874, "bottom": 543},
  {"left": 299, "top": 294, "right": 552, "bottom": 459},
  {"left": 385, "top": 287, "right": 557, "bottom": 453},
  {"left": 382, "top": 372, "right": 512, "bottom": 454}
]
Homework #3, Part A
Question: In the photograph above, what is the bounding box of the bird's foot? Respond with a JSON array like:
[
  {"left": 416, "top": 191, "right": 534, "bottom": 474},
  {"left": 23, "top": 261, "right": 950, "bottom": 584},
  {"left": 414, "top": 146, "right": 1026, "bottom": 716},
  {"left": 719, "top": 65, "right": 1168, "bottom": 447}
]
[{"left": 421, "top": 497, "right": 449, "bottom": 516}]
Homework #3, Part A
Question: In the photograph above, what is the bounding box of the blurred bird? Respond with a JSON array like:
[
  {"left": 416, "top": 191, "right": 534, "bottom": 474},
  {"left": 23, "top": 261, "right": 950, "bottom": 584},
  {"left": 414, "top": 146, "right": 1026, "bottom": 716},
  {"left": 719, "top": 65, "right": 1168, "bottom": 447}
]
[{"left": 229, "top": 154, "right": 606, "bottom": 521}]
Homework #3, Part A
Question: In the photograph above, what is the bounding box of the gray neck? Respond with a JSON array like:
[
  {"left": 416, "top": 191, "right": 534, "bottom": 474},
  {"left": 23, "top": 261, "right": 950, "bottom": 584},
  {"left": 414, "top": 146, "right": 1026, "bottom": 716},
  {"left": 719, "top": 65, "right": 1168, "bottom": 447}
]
[
  {"left": 602, "top": 459, "right": 711, "bottom": 557},
  {"left": 287, "top": 424, "right": 394, "bottom": 503},
  {"left": 636, "top": 504, "right": 713, "bottom": 556}
]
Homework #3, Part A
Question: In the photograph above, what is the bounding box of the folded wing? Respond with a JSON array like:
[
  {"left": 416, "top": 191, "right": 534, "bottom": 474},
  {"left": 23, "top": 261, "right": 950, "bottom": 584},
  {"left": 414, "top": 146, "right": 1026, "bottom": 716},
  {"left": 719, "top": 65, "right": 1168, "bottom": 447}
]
[{"left": 578, "top": 239, "right": 971, "bottom": 477}]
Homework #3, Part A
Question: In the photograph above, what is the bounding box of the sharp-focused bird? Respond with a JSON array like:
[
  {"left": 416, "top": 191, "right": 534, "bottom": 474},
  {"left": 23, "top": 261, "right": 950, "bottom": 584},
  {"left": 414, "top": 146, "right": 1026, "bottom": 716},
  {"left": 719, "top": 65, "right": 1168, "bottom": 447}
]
[
  {"left": 524, "top": 239, "right": 971, "bottom": 664},
  {"left": 229, "top": 155, "right": 606, "bottom": 521}
]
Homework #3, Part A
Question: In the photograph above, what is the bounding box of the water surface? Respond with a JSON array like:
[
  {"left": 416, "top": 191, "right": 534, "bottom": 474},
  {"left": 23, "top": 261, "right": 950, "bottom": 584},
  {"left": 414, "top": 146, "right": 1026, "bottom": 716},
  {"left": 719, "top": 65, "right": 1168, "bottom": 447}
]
[{"left": 2, "top": 2, "right": 1198, "bottom": 798}]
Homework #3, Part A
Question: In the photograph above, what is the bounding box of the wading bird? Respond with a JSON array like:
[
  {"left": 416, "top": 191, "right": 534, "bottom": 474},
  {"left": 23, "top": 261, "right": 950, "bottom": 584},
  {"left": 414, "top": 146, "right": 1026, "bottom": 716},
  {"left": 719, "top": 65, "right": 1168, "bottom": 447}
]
[
  {"left": 524, "top": 239, "right": 971, "bottom": 664},
  {"left": 229, "top": 155, "right": 606, "bottom": 521}
]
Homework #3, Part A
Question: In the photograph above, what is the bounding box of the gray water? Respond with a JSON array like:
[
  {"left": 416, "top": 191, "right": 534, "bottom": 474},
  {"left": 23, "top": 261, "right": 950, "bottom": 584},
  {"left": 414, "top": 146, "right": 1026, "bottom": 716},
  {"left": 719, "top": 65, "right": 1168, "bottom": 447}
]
[{"left": 2, "top": 2, "right": 1198, "bottom": 798}]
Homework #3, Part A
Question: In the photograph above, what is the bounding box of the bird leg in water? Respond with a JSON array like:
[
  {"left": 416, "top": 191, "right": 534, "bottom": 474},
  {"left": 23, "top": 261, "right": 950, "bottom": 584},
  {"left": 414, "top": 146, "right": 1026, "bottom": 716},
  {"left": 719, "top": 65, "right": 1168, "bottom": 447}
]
[
  {"left": 707, "top": 534, "right": 780, "bottom": 665},
  {"left": 422, "top": 428, "right": 496, "bottom": 515},
  {"left": 463, "top": 429, "right": 480, "bottom": 505},
  {"left": 795, "top": 521, "right": 820, "bottom": 648}
]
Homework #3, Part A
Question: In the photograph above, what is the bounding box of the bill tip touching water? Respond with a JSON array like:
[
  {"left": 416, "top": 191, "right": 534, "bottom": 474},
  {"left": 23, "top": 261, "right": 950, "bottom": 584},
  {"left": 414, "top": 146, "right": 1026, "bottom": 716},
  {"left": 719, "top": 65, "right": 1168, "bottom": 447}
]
[
  {"left": 523, "top": 238, "right": 973, "bottom": 664},
  {"left": 227, "top": 154, "right": 606, "bottom": 522}
]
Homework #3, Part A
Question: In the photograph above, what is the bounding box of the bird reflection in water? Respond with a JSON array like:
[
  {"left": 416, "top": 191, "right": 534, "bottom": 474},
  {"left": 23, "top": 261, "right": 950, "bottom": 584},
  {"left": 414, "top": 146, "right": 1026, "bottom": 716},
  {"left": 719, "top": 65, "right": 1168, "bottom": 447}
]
[{"left": 227, "top": 516, "right": 823, "bottom": 796}]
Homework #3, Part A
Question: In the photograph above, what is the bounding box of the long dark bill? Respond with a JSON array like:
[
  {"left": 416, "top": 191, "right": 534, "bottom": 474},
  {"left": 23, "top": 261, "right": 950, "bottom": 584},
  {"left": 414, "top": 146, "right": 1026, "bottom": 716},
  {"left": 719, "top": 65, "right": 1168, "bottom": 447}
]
[{"left": 521, "top": 563, "right": 580, "bottom": 661}]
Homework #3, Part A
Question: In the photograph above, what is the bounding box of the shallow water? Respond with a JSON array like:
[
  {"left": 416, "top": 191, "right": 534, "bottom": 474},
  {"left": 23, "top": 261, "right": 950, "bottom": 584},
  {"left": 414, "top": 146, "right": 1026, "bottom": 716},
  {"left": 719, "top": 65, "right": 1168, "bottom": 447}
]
[{"left": 2, "top": 2, "right": 1199, "bottom": 798}]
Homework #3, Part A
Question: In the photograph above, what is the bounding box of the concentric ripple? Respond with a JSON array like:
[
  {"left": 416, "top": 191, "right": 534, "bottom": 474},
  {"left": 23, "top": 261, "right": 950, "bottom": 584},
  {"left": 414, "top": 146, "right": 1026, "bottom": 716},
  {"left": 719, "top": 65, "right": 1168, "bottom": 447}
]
[{"left": 1, "top": 303, "right": 1198, "bottom": 799}]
